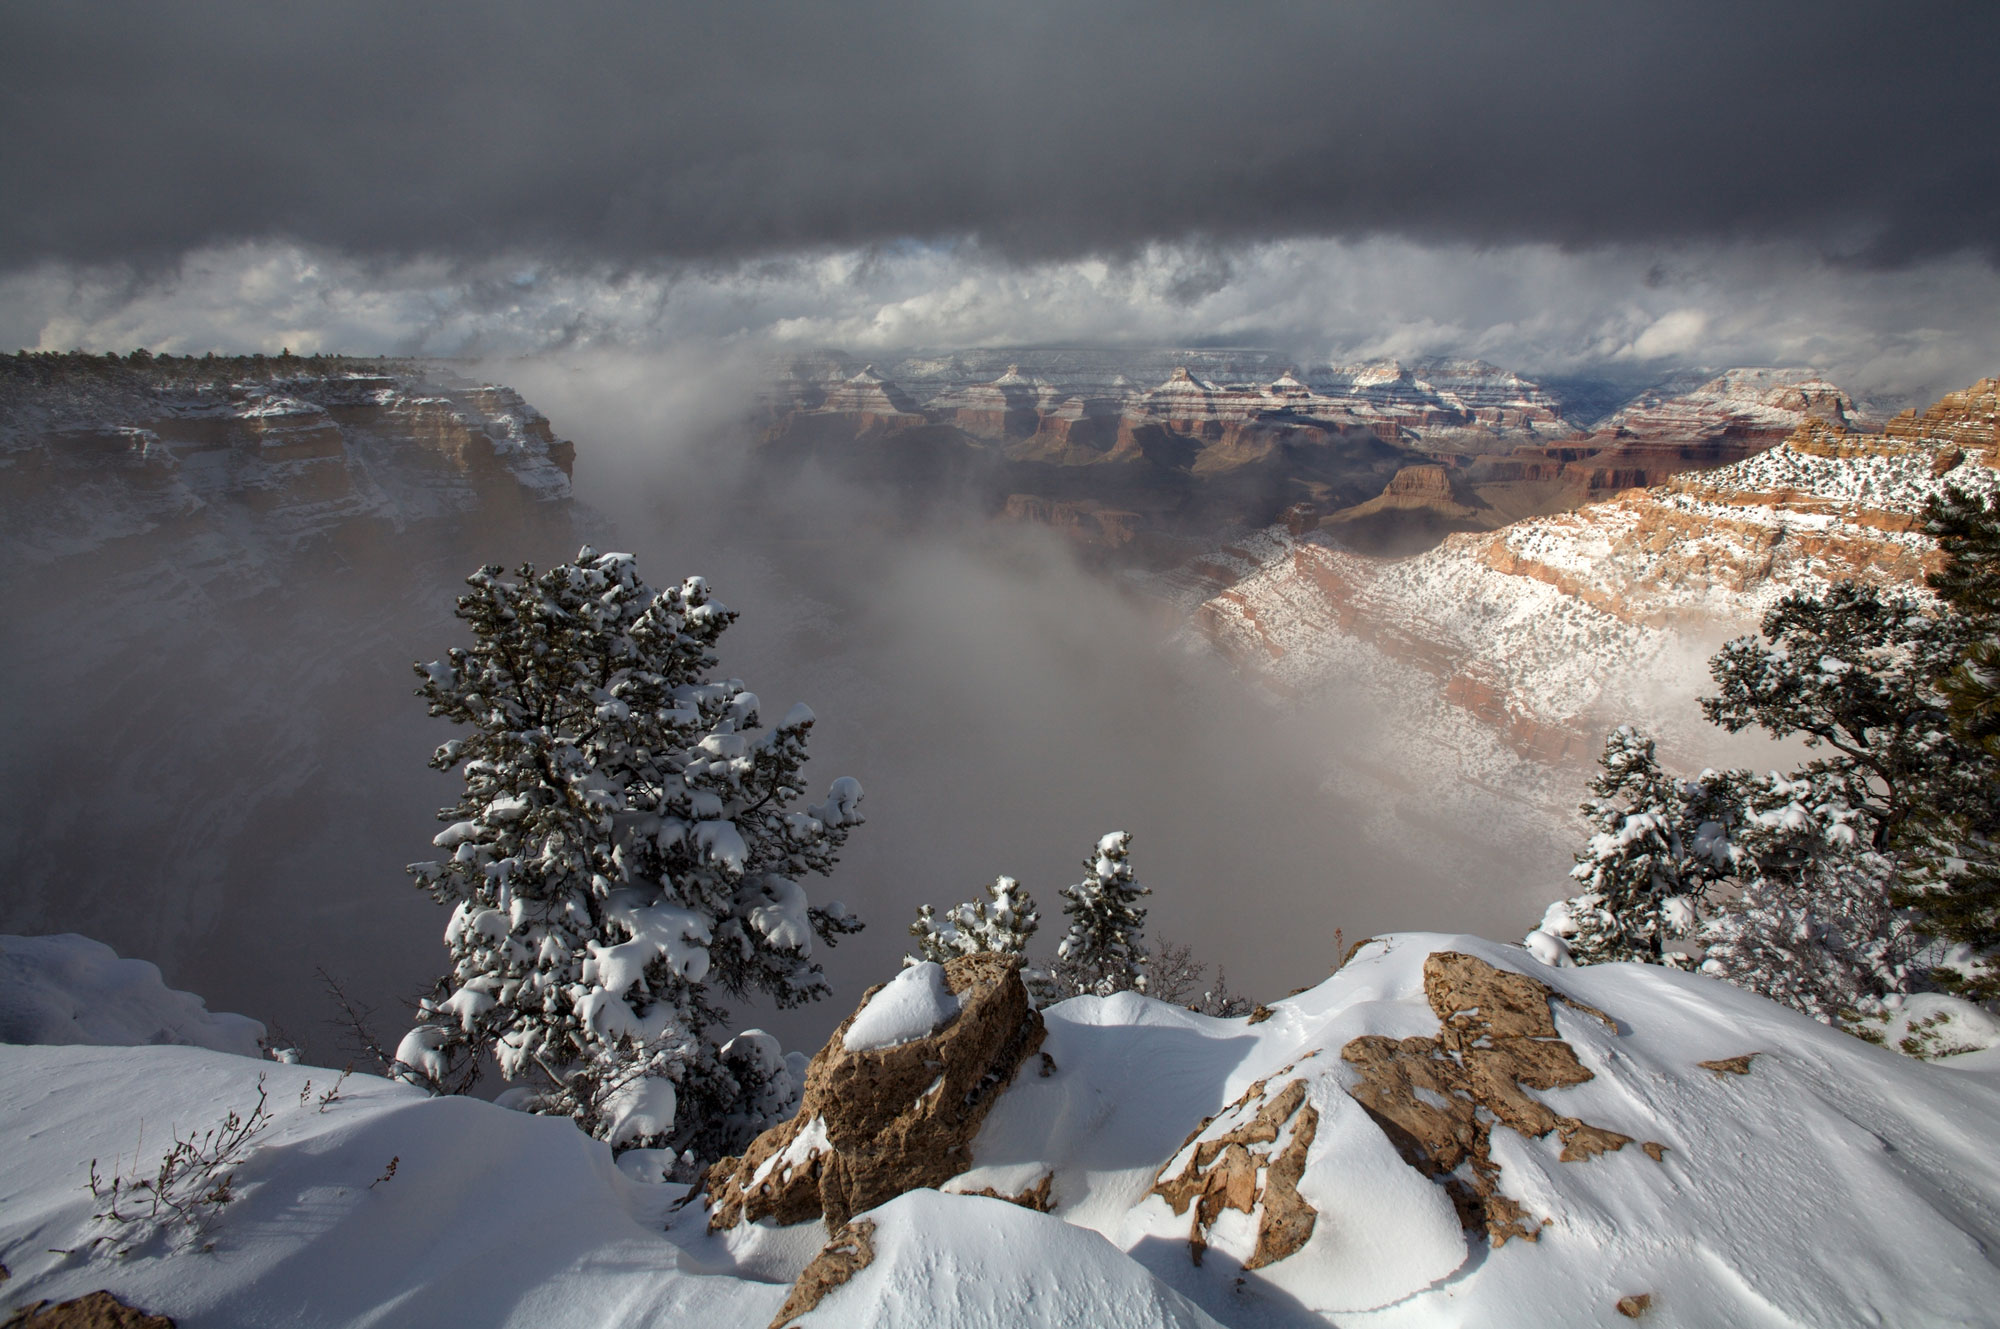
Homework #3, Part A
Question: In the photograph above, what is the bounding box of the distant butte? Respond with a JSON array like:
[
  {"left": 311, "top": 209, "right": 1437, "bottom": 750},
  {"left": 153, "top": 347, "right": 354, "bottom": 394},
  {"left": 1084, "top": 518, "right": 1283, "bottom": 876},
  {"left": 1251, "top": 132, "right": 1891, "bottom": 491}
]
[{"left": 756, "top": 352, "right": 1885, "bottom": 562}]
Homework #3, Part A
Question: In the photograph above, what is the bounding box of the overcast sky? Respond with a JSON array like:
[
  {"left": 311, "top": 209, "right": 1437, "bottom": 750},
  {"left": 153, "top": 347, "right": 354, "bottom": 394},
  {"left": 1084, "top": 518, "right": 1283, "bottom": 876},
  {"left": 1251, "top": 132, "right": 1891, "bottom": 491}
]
[{"left": 2, "top": 1, "right": 1995, "bottom": 394}]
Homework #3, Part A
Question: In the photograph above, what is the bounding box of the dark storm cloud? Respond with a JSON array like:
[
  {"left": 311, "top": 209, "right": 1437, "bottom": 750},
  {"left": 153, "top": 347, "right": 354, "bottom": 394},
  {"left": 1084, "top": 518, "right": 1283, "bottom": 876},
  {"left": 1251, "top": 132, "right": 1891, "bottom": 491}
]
[{"left": 1, "top": 1, "right": 1994, "bottom": 269}]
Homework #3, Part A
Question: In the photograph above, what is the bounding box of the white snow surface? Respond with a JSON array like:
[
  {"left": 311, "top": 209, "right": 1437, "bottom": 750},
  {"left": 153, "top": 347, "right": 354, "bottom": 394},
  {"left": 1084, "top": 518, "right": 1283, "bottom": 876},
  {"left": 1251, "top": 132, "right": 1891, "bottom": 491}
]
[
  {"left": 0, "top": 933, "right": 265, "bottom": 1058},
  {"left": 0, "top": 1044, "right": 782, "bottom": 1328},
  {"left": 5, "top": 932, "right": 2000, "bottom": 1327},
  {"left": 841, "top": 960, "right": 962, "bottom": 1052},
  {"left": 803, "top": 1190, "right": 1225, "bottom": 1329},
  {"left": 950, "top": 932, "right": 2000, "bottom": 1327}
]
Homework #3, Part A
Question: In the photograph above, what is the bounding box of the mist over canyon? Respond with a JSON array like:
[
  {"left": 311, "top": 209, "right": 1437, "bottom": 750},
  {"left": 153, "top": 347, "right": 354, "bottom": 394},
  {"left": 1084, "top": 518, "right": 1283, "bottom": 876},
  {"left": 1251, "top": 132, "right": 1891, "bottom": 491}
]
[
  {"left": 6, "top": 341, "right": 1929, "bottom": 1058},
  {"left": 4, "top": 348, "right": 1617, "bottom": 1060}
]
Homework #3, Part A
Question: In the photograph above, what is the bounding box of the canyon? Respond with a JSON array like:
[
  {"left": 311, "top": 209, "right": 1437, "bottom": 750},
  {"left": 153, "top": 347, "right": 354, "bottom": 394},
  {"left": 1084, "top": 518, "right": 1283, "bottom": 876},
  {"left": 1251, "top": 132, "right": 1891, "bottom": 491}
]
[
  {"left": 4, "top": 349, "right": 1988, "bottom": 1071},
  {"left": 759, "top": 351, "right": 1879, "bottom": 559},
  {"left": 0, "top": 354, "right": 584, "bottom": 1055},
  {"left": 1179, "top": 377, "right": 1998, "bottom": 802}
]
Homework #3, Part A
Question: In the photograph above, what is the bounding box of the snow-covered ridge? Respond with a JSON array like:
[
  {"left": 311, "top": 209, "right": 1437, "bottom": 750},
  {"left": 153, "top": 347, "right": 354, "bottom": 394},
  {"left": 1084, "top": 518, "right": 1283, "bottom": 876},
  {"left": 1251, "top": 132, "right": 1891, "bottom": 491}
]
[
  {"left": 0, "top": 360, "right": 575, "bottom": 572},
  {"left": 1183, "top": 380, "right": 1999, "bottom": 774},
  {"left": 0, "top": 933, "right": 264, "bottom": 1057},
  {"left": 1594, "top": 366, "right": 1867, "bottom": 437},
  {"left": 7, "top": 932, "right": 1997, "bottom": 1326}
]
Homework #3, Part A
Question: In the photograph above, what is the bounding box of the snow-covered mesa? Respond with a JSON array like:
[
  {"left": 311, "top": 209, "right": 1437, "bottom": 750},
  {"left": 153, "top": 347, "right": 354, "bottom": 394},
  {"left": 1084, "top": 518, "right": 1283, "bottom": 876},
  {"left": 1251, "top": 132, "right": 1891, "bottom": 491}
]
[{"left": 5, "top": 931, "right": 2000, "bottom": 1326}]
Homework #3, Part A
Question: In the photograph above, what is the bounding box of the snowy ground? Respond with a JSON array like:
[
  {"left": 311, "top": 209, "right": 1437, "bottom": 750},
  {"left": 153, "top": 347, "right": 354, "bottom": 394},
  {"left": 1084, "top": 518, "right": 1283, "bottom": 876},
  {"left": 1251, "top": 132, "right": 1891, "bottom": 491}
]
[{"left": 5, "top": 932, "right": 1998, "bottom": 1327}]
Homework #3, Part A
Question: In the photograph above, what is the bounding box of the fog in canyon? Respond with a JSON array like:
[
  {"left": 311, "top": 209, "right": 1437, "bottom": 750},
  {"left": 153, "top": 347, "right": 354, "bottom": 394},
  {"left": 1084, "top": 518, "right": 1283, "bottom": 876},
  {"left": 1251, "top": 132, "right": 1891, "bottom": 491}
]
[{"left": 0, "top": 345, "right": 1760, "bottom": 1060}]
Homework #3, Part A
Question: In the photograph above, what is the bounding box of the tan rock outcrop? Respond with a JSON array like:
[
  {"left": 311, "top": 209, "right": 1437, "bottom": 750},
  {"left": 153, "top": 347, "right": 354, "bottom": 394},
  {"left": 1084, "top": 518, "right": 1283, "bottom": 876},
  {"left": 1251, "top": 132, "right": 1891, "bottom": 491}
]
[
  {"left": 704, "top": 953, "right": 1045, "bottom": 1232},
  {"left": 1150, "top": 1072, "right": 1322, "bottom": 1268},
  {"left": 1340, "top": 951, "right": 1659, "bottom": 1246},
  {"left": 1, "top": 1291, "right": 175, "bottom": 1328},
  {"left": 1883, "top": 377, "right": 2000, "bottom": 459},
  {"left": 767, "top": 1219, "right": 876, "bottom": 1329}
]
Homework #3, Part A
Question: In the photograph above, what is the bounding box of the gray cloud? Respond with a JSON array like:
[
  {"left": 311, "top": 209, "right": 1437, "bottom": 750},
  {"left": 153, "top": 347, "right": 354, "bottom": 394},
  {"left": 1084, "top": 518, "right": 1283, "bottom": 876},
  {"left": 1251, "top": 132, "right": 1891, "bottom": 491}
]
[
  {"left": 10, "top": 237, "right": 1999, "bottom": 404},
  {"left": 1, "top": 1, "right": 1994, "bottom": 270}
]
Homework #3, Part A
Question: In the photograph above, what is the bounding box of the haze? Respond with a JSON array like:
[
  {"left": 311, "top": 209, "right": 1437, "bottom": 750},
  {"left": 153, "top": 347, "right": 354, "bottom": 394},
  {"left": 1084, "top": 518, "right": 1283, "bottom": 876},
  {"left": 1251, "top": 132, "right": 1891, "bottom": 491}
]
[{"left": 1, "top": 0, "right": 1993, "bottom": 1051}]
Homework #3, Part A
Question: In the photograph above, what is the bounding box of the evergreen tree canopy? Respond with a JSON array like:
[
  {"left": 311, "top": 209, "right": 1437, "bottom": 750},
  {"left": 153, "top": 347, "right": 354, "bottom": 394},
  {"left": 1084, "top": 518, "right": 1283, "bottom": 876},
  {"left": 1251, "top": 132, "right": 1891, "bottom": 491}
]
[
  {"left": 1908, "top": 486, "right": 2000, "bottom": 999},
  {"left": 1541, "top": 565, "right": 2000, "bottom": 1024},
  {"left": 1927, "top": 485, "right": 2000, "bottom": 758},
  {"left": 1554, "top": 727, "right": 1738, "bottom": 965},
  {"left": 907, "top": 875, "right": 1040, "bottom": 966},
  {"left": 1703, "top": 582, "right": 1973, "bottom": 851},
  {"left": 1054, "top": 831, "right": 1150, "bottom": 997},
  {"left": 397, "top": 549, "right": 864, "bottom": 1159}
]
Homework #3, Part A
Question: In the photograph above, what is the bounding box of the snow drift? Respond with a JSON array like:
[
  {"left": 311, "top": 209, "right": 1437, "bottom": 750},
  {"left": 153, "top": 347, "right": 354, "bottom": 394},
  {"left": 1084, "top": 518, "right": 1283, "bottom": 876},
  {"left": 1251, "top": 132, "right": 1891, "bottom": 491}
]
[{"left": 0, "top": 934, "right": 265, "bottom": 1058}]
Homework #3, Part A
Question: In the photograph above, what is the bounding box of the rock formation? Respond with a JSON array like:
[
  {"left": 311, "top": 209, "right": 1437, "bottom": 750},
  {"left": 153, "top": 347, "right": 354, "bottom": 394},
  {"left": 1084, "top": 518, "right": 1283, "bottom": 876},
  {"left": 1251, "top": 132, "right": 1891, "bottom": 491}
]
[
  {"left": 1182, "top": 375, "right": 2000, "bottom": 772},
  {"left": 1, "top": 1291, "right": 176, "bottom": 1328},
  {"left": 1143, "top": 950, "right": 1658, "bottom": 1269},
  {"left": 766, "top": 1219, "right": 876, "bottom": 1329},
  {"left": 1341, "top": 951, "right": 1658, "bottom": 1245},
  {"left": 1320, "top": 463, "right": 1496, "bottom": 551},
  {"left": 704, "top": 953, "right": 1045, "bottom": 1231},
  {"left": 1150, "top": 1071, "right": 1323, "bottom": 1268},
  {"left": 756, "top": 351, "right": 1890, "bottom": 564}
]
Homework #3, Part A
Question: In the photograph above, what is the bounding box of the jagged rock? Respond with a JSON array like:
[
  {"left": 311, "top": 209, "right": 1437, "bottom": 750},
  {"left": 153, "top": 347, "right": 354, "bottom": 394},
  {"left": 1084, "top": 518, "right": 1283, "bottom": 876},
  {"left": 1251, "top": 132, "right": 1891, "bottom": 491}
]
[
  {"left": 1340, "top": 951, "right": 1659, "bottom": 1246},
  {"left": 704, "top": 953, "right": 1045, "bottom": 1231},
  {"left": 1151, "top": 1072, "right": 1321, "bottom": 1268},
  {"left": 1698, "top": 1053, "right": 1761, "bottom": 1077},
  {"left": 767, "top": 1219, "right": 876, "bottom": 1329},
  {"left": 1, "top": 1292, "right": 175, "bottom": 1328}
]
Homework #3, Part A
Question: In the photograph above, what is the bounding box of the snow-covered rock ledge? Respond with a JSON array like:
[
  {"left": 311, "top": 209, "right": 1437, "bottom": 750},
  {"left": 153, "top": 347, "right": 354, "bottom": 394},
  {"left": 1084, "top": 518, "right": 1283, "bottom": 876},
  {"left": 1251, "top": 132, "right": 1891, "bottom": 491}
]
[
  {"left": 4, "top": 933, "right": 1999, "bottom": 1327},
  {"left": 0, "top": 934, "right": 265, "bottom": 1057}
]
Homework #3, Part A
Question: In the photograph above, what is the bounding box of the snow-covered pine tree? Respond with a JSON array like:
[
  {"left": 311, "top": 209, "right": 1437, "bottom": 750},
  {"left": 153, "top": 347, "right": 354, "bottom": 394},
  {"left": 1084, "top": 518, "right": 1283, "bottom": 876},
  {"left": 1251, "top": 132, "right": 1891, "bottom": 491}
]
[
  {"left": 1703, "top": 582, "right": 1975, "bottom": 854},
  {"left": 1697, "top": 769, "right": 1918, "bottom": 1021},
  {"left": 906, "top": 875, "right": 1040, "bottom": 965},
  {"left": 396, "top": 550, "right": 864, "bottom": 1162},
  {"left": 1538, "top": 727, "right": 1739, "bottom": 966},
  {"left": 1702, "top": 579, "right": 1992, "bottom": 1010},
  {"left": 1902, "top": 486, "right": 2000, "bottom": 1001},
  {"left": 1053, "top": 831, "right": 1150, "bottom": 997}
]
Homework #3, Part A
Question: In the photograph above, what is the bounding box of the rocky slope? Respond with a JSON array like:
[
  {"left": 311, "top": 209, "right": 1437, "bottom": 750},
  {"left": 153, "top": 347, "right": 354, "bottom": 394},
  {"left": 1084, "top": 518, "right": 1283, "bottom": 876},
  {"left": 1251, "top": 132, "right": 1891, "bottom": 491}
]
[
  {"left": 761, "top": 352, "right": 1883, "bottom": 560},
  {"left": 15, "top": 930, "right": 1996, "bottom": 1327},
  {"left": 0, "top": 353, "right": 581, "bottom": 1048},
  {"left": 1178, "top": 377, "right": 1999, "bottom": 781}
]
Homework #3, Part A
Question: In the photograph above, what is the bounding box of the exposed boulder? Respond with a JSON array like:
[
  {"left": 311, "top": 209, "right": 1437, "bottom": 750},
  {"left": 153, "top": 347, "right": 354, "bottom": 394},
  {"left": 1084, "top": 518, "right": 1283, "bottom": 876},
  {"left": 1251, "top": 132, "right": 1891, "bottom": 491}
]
[
  {"left": 705, "top": 953, "right": 1045, "bottom": 1231},
  {"left": 1151, "top": 1071, "right": 1321, "bottom": 1268},
  {"left": 1, "top": 1292, "right": 175, "bottom": 1328},
  {"left": 1341, "top": 951, "right": 1662, "bottom": 1245}
]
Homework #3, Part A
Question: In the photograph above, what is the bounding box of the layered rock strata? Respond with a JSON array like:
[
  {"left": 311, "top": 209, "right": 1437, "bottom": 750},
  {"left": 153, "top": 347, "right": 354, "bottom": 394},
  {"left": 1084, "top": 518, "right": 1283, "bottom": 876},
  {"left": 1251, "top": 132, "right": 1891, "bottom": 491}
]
[
  {"left": 0, "top": 356, "right": 574, "bottom": 572},
  {"left": 1182, "top": 377, "right": 2000, "bottom": 769},
  {"left": 762, "top": 353, "right": 1886, "bottom": 561}
]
